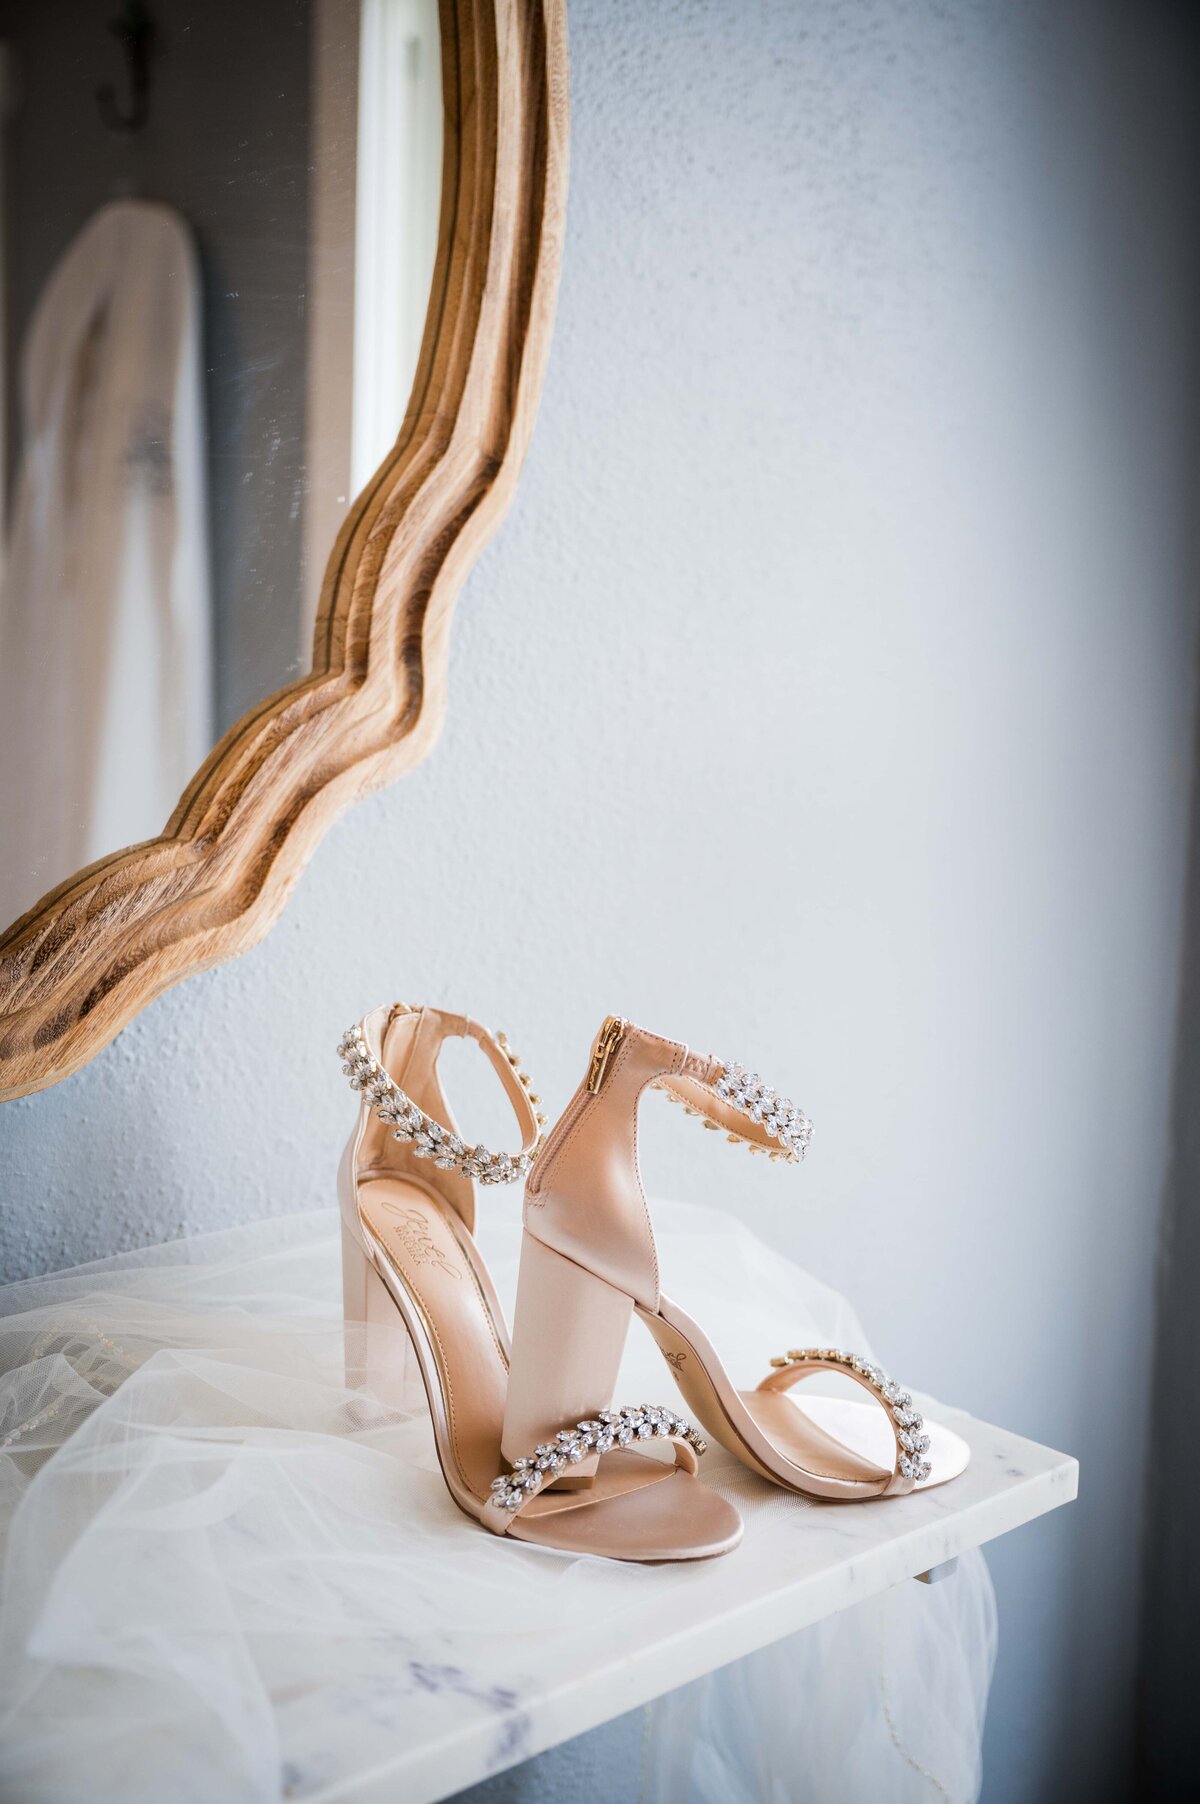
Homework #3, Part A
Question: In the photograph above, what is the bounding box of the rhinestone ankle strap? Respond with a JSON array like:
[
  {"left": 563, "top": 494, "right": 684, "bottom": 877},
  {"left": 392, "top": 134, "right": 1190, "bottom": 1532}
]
[
  {"left": 337, "top": 1021, "right": 540, "bottom": 1186},
  {"left": 716, "top": 1063, "right": 813, "bottom": 1161},
  {"left": 658, "top": 1058, "right": 814, "bottom": 1164}
]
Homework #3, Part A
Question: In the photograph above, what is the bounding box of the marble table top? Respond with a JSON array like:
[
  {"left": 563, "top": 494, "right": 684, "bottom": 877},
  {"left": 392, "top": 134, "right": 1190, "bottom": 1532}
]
[{"left": 315, "top": 1404, "right": 1077, "bottom": 1804}]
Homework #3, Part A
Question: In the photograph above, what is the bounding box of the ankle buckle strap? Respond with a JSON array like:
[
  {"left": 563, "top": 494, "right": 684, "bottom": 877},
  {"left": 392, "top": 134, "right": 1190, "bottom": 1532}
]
[{"left": 337, "top": 1016, "right": 542, "bottom": 1186}]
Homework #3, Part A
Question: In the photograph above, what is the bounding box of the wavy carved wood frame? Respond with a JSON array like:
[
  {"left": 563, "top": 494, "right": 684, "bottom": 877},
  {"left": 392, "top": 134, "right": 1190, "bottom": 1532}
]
[{"left": 0, "top": 0, "right": 568, "bottom": 1102}]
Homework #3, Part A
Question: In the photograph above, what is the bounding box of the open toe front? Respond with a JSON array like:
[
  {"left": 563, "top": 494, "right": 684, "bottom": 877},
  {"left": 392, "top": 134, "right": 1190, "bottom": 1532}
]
[
  {"left": 741, "top": 1388, "right": 971, "bottom": 1496},
  {"left": 747, "top": 1347, "right": 972, "bottom": 1497},
  {"left": 643, "top": 1299, "right": 971, "bottom": 1501},
  {"left": 506, "top": 1452, "right": 742, "bottom": 1561},
  {"left": 484, "top": 1407, "right": 743, "bottom": 1562}
]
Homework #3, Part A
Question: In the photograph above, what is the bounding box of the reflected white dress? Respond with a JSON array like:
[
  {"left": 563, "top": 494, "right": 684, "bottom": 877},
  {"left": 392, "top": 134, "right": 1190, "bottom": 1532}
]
[
  {"left": 0, "top": 1201, "right": 996, "bottom": 1803},
  {"left": 0, "top": 198, "right": 210, "bottom": 928}
]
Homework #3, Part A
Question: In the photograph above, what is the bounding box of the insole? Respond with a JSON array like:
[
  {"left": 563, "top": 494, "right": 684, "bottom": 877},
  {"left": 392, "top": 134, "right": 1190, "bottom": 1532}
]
[
  {"left": 739, "top": 1390, "right": 892, "bottom": 1483},
  {"left": 762, "top": 1393, "right": 970, "bottom": 1489}
]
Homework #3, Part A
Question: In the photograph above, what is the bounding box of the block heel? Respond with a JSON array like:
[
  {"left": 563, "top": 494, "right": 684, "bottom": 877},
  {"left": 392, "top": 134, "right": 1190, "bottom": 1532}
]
[
  {"left": 502, "top": 1229, "right": 634, "bottom": 1485},
  {"left": 339, "top": 1216, "right": 418, "bottom": 1402}
]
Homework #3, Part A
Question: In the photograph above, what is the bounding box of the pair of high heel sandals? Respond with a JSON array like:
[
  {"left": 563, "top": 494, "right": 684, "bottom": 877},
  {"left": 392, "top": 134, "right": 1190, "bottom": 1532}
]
[{"left": 339, "top": 1005, "right": 969, "bottom": 1563}]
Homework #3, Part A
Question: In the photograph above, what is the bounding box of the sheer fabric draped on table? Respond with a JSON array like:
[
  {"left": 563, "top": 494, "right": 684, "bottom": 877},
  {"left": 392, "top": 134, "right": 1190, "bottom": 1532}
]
[{"left": 0, "top": 1200, "right": 996, "bottom": 1804}]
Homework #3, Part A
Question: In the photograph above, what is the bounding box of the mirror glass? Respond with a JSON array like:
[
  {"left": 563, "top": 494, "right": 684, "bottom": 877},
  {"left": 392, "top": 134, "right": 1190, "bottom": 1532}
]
[{"left": 0, "top": 0, "right": 442, "bottom": 928}]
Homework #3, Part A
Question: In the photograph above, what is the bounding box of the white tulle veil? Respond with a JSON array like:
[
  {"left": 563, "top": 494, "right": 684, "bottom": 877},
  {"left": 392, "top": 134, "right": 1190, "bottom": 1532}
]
[{"left": 0, "top": 1200, "right": 995, "bottom": 1802}]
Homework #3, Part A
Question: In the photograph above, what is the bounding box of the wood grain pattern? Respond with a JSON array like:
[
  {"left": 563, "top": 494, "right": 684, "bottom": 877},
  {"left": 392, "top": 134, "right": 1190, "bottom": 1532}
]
[{"left": 0, "top": 0, "right": 569, "bottom": 1101}]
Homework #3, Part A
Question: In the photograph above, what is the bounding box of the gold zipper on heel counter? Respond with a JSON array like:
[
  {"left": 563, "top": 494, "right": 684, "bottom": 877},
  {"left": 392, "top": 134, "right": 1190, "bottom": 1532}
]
[{"left": 586, "top": 1016, "right": 626, "bottom": 1093}]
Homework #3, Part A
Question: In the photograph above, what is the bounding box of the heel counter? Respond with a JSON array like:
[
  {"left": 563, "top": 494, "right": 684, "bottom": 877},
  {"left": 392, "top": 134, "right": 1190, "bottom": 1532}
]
[{"left": 524, "top": 1022, "right": 685, "bottom": 1311}]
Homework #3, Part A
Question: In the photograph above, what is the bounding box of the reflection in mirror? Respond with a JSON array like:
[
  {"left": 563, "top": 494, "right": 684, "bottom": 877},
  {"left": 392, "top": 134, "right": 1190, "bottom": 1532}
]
[{"left": 0, "top": 0, "right": 442, "bottom": 929}]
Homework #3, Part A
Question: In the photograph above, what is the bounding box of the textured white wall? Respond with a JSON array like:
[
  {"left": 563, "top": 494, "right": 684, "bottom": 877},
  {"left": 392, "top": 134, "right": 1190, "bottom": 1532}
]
[{"left": 5, "top": 3, "right": 1200, "bottom": 1800}]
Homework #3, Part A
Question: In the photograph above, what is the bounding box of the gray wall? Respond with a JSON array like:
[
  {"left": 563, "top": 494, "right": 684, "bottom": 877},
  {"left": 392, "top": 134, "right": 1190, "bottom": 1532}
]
[
  {"left": 4, "top": 3, "right": 1200, "bottom": 1800},
  {"left": 1138, "top": 635, "right": 1200, "bottom": 1785},
  {"left": 0, "top": 0, "right": 311, "bottom": 738}
]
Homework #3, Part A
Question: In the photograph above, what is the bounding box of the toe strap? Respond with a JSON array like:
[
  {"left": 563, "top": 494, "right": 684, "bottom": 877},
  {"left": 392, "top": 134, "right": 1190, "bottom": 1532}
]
[
  {"left": 482, "top": 1405, "right": 708, "bottom": 1535},
  {"left": 757, "top": 1347, "right": 932, "bottom": 1494}
]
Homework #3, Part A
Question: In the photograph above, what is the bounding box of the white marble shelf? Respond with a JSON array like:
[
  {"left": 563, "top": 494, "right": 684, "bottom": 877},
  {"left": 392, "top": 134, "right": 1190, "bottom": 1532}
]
[{"left": 318, "top": 1406, "right": 1077, "bottom": 1804}]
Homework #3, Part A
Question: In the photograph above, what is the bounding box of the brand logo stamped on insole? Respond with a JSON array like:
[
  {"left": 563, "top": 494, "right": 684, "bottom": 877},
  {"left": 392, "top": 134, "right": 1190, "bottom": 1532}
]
[
  {"left": 381, "top": 1203, "right": 462, "bottom": 1279},
  {"left": 663, "top": 1349, "right": 686, "bottom": 1371}
]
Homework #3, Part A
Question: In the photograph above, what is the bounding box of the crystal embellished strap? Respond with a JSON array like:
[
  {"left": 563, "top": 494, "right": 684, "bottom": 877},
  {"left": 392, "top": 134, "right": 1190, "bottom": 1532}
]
[
  {"left": 715, "top": 1063, "right": 813, "bottom": 1161},
  {"left": 663, "top": 1058, "right": 813, "bottom": 1164},
  {"left": 337, "top": 1019, "right": 541, "bottom": 1186},
  {"left": 656, "top": 1061, "right": 812, "bottom": 1163},
  {"left": 765, "top": 1348, "right": 932, "bottom": 1484},
  {"left": 482, "top": 1405, "right": 708, "bottom": 1530}
]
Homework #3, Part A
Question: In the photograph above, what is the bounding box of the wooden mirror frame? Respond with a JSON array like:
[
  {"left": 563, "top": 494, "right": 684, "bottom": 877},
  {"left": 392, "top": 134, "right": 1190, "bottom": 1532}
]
[{"left": 0, "top": 0, "right": 568, "bottom": 1102}]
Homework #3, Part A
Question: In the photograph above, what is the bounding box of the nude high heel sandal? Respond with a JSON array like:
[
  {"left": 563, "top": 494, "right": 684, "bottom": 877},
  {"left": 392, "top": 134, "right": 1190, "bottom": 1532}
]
[
  {"left": 503, "top": 1017, "right": 970, "bottom": 1502},
  {"left": 338, "top": 1005, "right": 742, "bottom": 1561}
]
